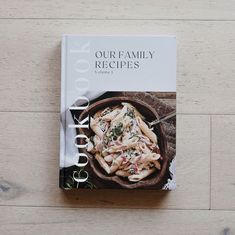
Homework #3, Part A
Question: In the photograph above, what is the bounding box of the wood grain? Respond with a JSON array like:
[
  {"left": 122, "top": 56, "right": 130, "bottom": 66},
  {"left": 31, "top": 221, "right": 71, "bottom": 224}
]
[
  {"left": 0, "top": 20, "right": 235, "bottom": 114},
  {"left": 0, "top": 207, "right": 234, "bottom": 235},
  {"left": 211, "top": 115, "right": 235, "bottom": 210},
  {"left": 1, "top": 0, "right": 235, "bottom": 231},
  {"left": 0, "top": 113, "right": 210, "bottom": 209},
  {"left": 0, "top": 0, "right": 235, "bottom": 20}
]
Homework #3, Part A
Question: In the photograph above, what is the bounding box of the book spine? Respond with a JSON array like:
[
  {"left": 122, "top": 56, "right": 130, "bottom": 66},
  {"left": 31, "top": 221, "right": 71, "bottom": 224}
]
[{"left": 59, "top": 35, "right": 67, "bottom": 188}]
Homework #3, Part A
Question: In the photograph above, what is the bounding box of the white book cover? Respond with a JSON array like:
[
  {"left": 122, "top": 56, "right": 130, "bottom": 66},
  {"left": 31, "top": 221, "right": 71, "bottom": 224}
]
[{"left": 60, "top": 35, "right": 176, "bottom": 190}]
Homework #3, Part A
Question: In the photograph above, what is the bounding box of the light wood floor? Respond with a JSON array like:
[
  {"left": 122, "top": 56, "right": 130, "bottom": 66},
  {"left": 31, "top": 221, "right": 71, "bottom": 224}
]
[{"left": 0, "top": 1, "right": 235, "bottom": 234}]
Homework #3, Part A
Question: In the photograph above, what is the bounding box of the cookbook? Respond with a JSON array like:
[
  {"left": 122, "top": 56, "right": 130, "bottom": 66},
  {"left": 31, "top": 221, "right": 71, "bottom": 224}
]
[{"left": 60, "top": 35, "right": 176, "bottom": 190}]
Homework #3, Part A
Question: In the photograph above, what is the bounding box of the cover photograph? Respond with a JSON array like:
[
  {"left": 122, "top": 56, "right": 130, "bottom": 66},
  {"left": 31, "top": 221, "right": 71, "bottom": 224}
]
[{"left": 60, "top": 35, "right": 176, "bottom": 190}]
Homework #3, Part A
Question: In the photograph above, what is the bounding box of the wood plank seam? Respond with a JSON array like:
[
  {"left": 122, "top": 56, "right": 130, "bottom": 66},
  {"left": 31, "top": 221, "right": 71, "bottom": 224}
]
[
  {"left": 210, "top": 115, "right": 213, "bottom": 210},
  {"left": 0, "top": 204, "right": 234, "bottom": 211},
  {"left": 0, "top": 18, "right": 235, "bottom": 21}
]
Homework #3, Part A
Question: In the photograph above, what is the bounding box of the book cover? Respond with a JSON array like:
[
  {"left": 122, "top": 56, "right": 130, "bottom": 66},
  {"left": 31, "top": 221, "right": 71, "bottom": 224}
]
[{"left": 60, "top": 35, "right": 176, "bottom": 190}]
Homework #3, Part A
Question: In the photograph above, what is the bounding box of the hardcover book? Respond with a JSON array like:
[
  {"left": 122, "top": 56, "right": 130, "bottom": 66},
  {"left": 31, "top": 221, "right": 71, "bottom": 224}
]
[{"left": 60, "top": 35, "right": 176, "bottom": 190}]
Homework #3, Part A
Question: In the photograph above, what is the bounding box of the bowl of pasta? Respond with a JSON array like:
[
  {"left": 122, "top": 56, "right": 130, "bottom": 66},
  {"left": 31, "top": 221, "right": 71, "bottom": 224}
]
[{"left": 78, "top": 97, "right": 168, "bottom": 189}]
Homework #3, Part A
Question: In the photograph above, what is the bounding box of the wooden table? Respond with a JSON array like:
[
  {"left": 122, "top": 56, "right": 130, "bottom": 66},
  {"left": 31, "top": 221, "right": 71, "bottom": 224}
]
[{"left": 0, "top": 1, "right": 235, "bottom": 234}]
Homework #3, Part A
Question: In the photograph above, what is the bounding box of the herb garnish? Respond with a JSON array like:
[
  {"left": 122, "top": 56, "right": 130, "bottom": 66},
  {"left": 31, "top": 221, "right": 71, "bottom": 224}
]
[
  {"left": 125, "top": 108, "right": 135, "bottom": 118},
  {"left": 113, "top": 122, "right": 123, "bottom": 137}
]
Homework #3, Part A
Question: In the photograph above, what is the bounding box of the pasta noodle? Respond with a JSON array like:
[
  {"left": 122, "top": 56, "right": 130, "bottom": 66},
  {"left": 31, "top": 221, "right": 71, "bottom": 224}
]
[
  {"left": 116, "top": 170, "right": 131, "bottom": 177},
  {"left": 128, "top": 168, "right": 156, "bottom": 182},
  {"left": 136, "top": 116, "right": 157, "bottom": 144},
  {"left": 87, "top": 102, "right": 162, "bottom": 182},
  {"left": 101, "top": 109, "right": 120, "bottom": 121},
  {"left": 95, "top": 153, "right": 111, "bottom": 174},
  {"left": 90, "top": 117, "right": 104, "bottom": 139}
]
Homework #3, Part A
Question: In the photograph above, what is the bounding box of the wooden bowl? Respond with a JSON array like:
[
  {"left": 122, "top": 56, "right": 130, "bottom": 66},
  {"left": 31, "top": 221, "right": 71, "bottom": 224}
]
[{"left": 78, "top": 97, "right": 168, "bottom": 189}]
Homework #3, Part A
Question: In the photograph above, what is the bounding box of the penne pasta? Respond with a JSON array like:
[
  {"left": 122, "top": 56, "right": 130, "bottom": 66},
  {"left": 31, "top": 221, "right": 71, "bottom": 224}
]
[
  {"left": 122, "top": 102, "right": 145, "bottom": 120},
  {"left": 122, "top": 115, "right": 132, "bottom": 128},
  {"left": 139, "top": 143, "right": 152, "bottom": 154},
  {"left": 116, "top": 170, "right": 131, "bottom": 177},
  {"left": 90, "top": 117, "right": 104, "bottom": 139},
  {"left": 87, "top": 141, "right": 95, "bottom": 153},
  {"left": 107, "top": 140, "right": 138, "bottom": 153},
  {"left": 104, "top": 154, "right": 114, "bottom": 163},
  {"left": 154, "top": 160, "right": 161, "bottom": 170},
  {"left": 128, "top": 168, "right": 156, "bottom": 182},
  {"left": 95, "top": 153, "right": 111, "bottom": 174},
  {"left": 87, "top": 102, "right": 162, "bottom": 182},
  {"left": 101, "top": 109, "right": 120, "bottom": 120},
  {"left": 110, "top": 155, "right": 123, "bottom": 173},
  {"left": 111, "top": 105, "right": 128, "bottom": 124},
  {"left": 136, "top": 116, "right": 157, "bottom": 144}
]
